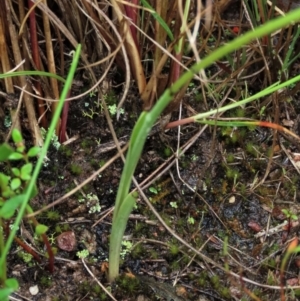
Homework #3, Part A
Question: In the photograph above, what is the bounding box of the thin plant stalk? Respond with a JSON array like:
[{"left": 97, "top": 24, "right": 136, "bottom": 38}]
[
  {"left": 0, "top": 45, "right": 81, "bottom": 275},
  {"left": 108, "top": 9, "right": 300, "bottom": 282},
  {"left": 165, "top": 73, "right": 300, "bottom": 129}
]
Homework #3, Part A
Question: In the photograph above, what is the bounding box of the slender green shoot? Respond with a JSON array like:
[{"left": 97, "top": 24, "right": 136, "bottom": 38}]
[
  {"left": 0, "top": 45, "right": 81, "bottom": 299},
  {"left": 140, "top": 0, "right": 174, "bottom": 41},
  {"left": 108, "top": 9, "right": 300, "bottom": 282}
]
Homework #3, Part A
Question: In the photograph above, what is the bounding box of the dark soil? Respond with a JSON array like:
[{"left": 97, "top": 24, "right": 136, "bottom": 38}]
[{"left": 2, "top": 2, "right": 300, "bottom": 301}]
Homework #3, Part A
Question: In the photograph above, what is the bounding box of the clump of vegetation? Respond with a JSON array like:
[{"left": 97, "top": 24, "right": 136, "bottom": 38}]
[
  {"left": 59, "top": 145, "right": 72, "bottom": 157},
  {"left": 69, "top": 163, "right": 82, "bottom": 175},
  {"left": 45, "top": 210, "right": 60, "bottom": 221},
  {"left": 116, "top": 274, "right": 140, "bottom": 295}
]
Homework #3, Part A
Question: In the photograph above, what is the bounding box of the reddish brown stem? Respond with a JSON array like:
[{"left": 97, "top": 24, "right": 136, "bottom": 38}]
[
  {"left": 28, "top": 0, "right": 47, "bottom": 128},
  {"left": 59, "top": 90, "right": 71, "bottom": 143},
  {"left": 14, "top": 236, "right": 42, "bottom": 263},
  {"left": 3, "top": 221, "right": 42, "bottom": 264},
  {"left": 165, "top": 117, "right": 194, "bottom": 129},
  {"left": 124, "top": 0, "right": 138, "bottom": 49},
  {"left": 41, "top": 233, "right": 54, "bottom": 273},
  {"left": 30, "top": 216, "right": 54, "bottom": 273}
]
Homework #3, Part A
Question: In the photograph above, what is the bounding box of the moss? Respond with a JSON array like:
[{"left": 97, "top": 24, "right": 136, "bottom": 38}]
[
  {"left": 219, "top": 286, "right": 231, "bottom": 298},
  {"left": 45, "top": 210, "right": 60, "bottom": 221},
  {"left": 99, "top": 159, "right": 106, "bottom": 167},
  {"left": 131, "top": 243, "right": 144, "bottom": 258},
  {"left": 176, "top": 218, "right": 185, "bottom": 230},
  {"left": 39, "top": 275, "right": 53, "bottom": 287},
  {"left": 105, "top": 90, "right": 118, "bottom": 105},
  {"left": 82, "top": 184, "right": 92, "bottom": 193},
  {"left": 226, "top": 153, "right": 235, "bottom": 163},
  {"left": 160, "top": 213, "right": 171, "bottom": 226},
  {"left": 245, "top": 142, "right": 259, "bottom": 157},
  {"left": 116, "top": 274, "right": 140, "bottom": 295},
  {"left": 80, "top": 138, "right": 93, "bottom": 149},
  {"left": 55, "top": 225, "right": 62, "bottom": 233},
  {"left": 89, "top": 158, "right": 99, "bottom": 168},
  {"left": 164, "top": 146, "right": 172, "bottom": 157},
  {"left": 210, "top": 275, "right": 220, "bottom": 288},
  {"left": 268, "top": 258, "right": 276, "bottom": 268},
  {"left": 62, "top": 224, "right": 70, "bottom": 231},
  {"left": 238, "top": 183, "right": 247, "bottom": 195},
  {"left": 194, "top": 236, "right": 204, "bottom": 248},
  {"left": 169, "top": 244, "right": 180, "bottom": 256},
  {"left": 134, "top": 222, "right": 144, "bottom": 233},
  {"left": 226, "top": 168, "right": 239, "bottom": 180},
  {"left": 235, "top": 108, "right": 245, "bottom": 117},
  {"left": 99, "top": 292, "right": 108, "bottom": 300},
  {"left": 197, "top": 272, "right": 208, "bottom": 286},
  {"left": 59, "top": 145, "right": 72, "bottom": 157},
  {"left": 204, "top": 174, "right": 212, "bottom": 186},
  {"left": 149, "top": 249, "right": 158, "bottom": 259},
  {"left": 69, "top": 163, "right": 82, "bottom": 175},
  {"left": 92, "top": 284, "right": 101, "bottom": 294},
  {"left": 170, "top": 260, "right": 180, "bottom": 271}
]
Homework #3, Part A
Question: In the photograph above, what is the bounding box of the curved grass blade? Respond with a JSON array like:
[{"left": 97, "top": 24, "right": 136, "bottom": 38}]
[{"left": 108, "top": 8, "right": 300, "bottom": 282}]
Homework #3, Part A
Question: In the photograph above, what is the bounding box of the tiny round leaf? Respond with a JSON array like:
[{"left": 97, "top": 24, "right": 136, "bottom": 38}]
[
  {"left": 35, "top": 224, "right": 48, "bottom": 235},
  {"left": 8, "top": 152, "right": 24, "bottom": 160},
  {"left": 11, "top": 168, "right": 20, "bottom": 177},
  {"left": 27, "top": 146, "right": 41, "bottom": 157},
  {"left": 20, "top": 163, "right": 32, "bottom": 181},
  {"left": 10, "top": 178, "right": 21, "bottom": 191},
  {"left": 12, "top": 129, "right": 23, "bottom": 143}
]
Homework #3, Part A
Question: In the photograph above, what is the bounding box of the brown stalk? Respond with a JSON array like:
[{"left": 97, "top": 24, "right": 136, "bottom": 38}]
[
  {"left": 0, "top": 2, "right": 21, "bottom": 132},
  {"left": 4, "top": 0, "right": 43, "bottom": 146},
  {"left": 110, "top": 0, "right": 146, "bottom": 95},
  {"left": 14, "top": 236, "right": 42, "bottom": 263},
  {"left": 81, "top": 0, "right": 125, "bottom": 69},
  {"left": 123, "top": 0, "right": 139, "bottom": 49},
  {"left": 41, "top": 0, "right": 60, "bottom": 134},
  {"left": 29, "top": 214, "right": 54, "bottom": 273},
  {"left": 141, "top": 0, "right": 170, "bottom": 110},
  {"left": 27, "top": 0, "right": 48, "bottom": 128}
]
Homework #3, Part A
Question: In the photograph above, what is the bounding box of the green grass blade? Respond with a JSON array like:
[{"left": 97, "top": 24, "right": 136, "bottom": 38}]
[
  {"left": 140, "top": 0, "right": 174, "bottom": 41},
  {"left": 109, "top": 9, "right": 300, "bottom": 282},
  {"left": 0, "top": 71, "right": 65, "bottom": 83},
  {"left": 282, "top": 25, "right": 300, "bottom": 71},
  {"left": 192, "top": 73, "right": 300, "bottom": 122},
  {"left": 0, "top": 45, "right": 81, "bottom": 272},
  {"left": 109, "top": 193, "right": 136, "bottom": 280}
]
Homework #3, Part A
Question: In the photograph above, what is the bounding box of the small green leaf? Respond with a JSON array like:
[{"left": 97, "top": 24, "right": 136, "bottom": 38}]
[
  {"left": 12, "top": 129, "right": 23, "bottom": 143},
  {"left": 0, "top": 194, "right": 25, "bottom": 219},
  {"left": 0, "top": 173, "right": 10, "bottom": 190},
  {"left": 5, "top": 278, "right": 19, "bottom": 290},
  {"left": 0, "top": 144, "right": 14, "bottom": 161},
  {"left": 27, "top": 146, "right": 41, "bottom": 157},
  {"left": 20, "top": 163, "right": 33, "bottom": 181},
  {"left": 149, "top": 187, "right": 158, "bottom": 194},
  {"left": 16, "top": 145, "right": 26, "bottom": 153},
  {"left": 140, "top": 0, "right": 174, "bottom": 41},
  {"left": 2, "top": 188, "right": 15, "bottom": 199},
  {"left": 8, "top": 152, "right": 24, "bottom": 160},
  {"left": 0, "top": 278, "right": 19, "bottom": 301},
  {"left": 35, "top": 224, "right": 48, "bottom": 235},
  {"left": 0, "top": 288, "right": 14, "bottom": 301},
  {"left": 11, "top": 168, "right": 20, "bottom": 177},
  {"left": 10, "top": 178, "right": 21, "bottom": 190}
]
